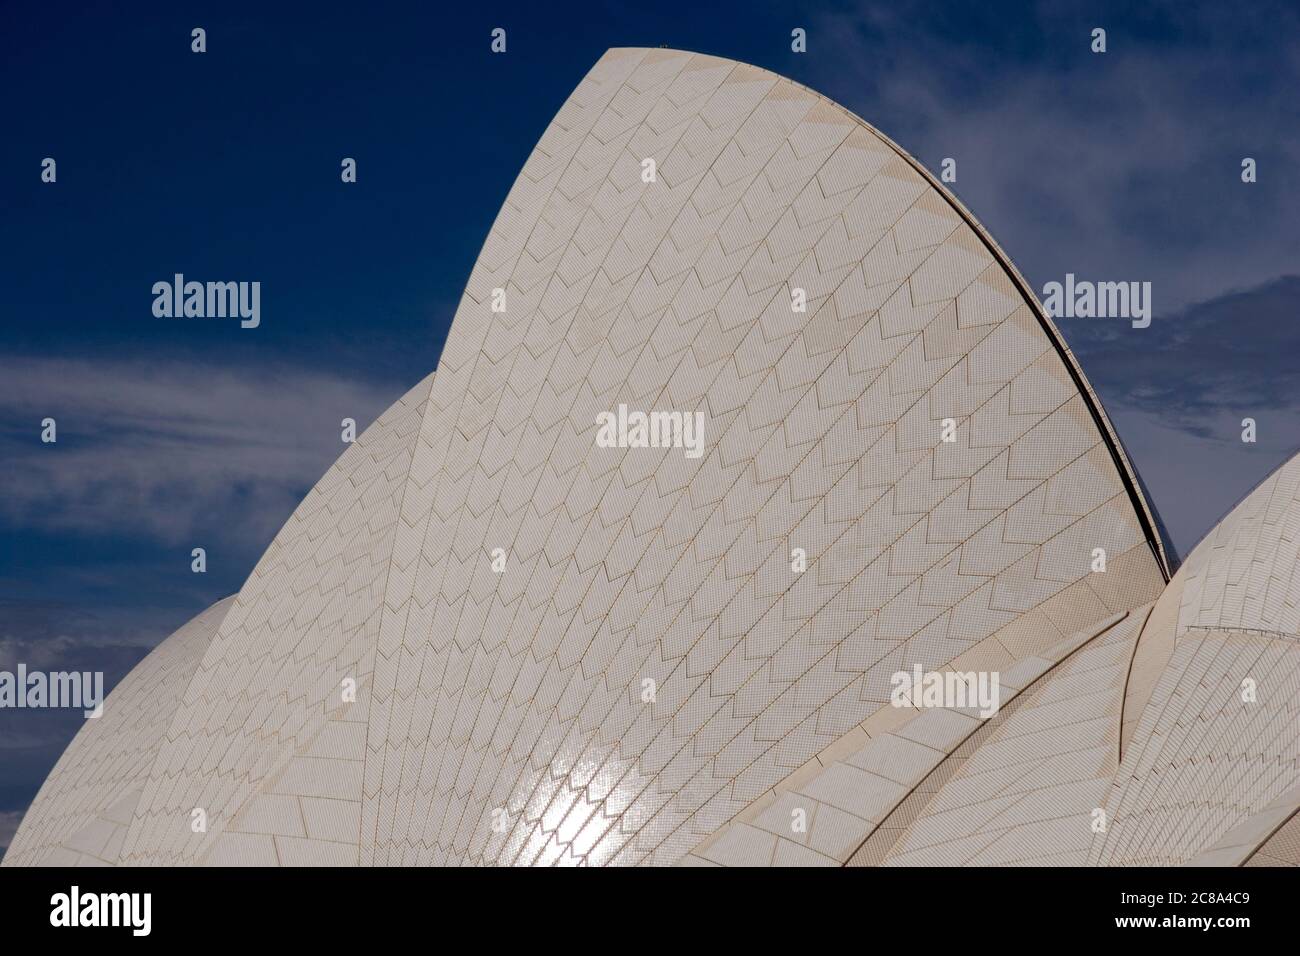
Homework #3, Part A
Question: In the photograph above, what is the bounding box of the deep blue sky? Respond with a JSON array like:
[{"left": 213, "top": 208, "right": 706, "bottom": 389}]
[{"left": 2, "top": 0, "right": 1298, "bottom": 854}]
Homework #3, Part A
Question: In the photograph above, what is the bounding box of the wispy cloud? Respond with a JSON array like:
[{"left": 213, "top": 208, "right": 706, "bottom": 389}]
[
  {"left": 810, "top": 0, "right": 1300, "bottom": 312},
  {"left": 0, "top": 355, "right": 405, "bottom": 549},
  {"left": 1082, "top": 277, "right": 1300, "bottom": 555},
  {"left": 0, "top": 599, "right": 181, "bottom": 671},
  {"left": 0, "top": 588, "right": 234, "bottom": 831},
  {"left": 802, "top": 1, "right": 1300, "bottom": 555},
  {"left": 1077, "top": 276, "right": 1300, "bottom": 436},
  {"left": 0, "top": 352, "right": 414, "bottom": 837},
  {"left": 0, "top": 596, "right": 166, "bottom": 817}
]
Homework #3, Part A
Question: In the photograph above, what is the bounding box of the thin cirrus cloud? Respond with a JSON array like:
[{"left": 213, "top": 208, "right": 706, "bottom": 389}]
[
  {"left": 0, "top": 597, "right": 165, "bottom": 857},
  {"left": 0, "top": 599, "right": 177, "bottom": 761},
  {"left": 0, "top": 354, "right": 404, "bottom": 550},
  {"left": 1080, "top": 276, "right": 1300, "bottom": 556},
  {"left": 1077, "top": 276, "right": 1300, "bottom": 435},
  {"left": 809, "top": 1, "right": 1300, "bottom": 313},
  {"left": 801, "top": 1, "right": 1300, "bottom": 555},
  {"left": 0, "top": 354, "right": 412, "bottom": 840}
]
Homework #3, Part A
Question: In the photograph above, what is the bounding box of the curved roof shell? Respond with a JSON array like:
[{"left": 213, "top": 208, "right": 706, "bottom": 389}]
[
  {"left": 694, "top": 451, "right": 1300, "bottom": 867},
  {"left": 7, "top": 49, "right": 1173, "bottom": 867},
  {"left": 1091, "top": 451, "right": 1300, "bottom": 865},
  {"left": 3, "top": 595, "right": 234, "bottom": 866}
]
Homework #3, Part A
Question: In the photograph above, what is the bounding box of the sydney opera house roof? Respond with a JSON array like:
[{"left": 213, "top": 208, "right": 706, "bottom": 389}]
[{"left": 6, "top": 48, "right": 1296, "bottom": 867}]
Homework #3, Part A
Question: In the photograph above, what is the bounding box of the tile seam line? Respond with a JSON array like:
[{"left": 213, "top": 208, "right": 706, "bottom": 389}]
[
  {"left": 1238, "top": 801, "right": 1300, "bottom": 866},
  {"left": 424, "top": 56, "right": 713, "bottom": 864},
  {"left": 638, "top": 47, "right": 1170, "bottom": 582},
  {"left": 1115, "top": 602, "right": 1157, "bottom": 766},
  {"left": 438, "top": 51, "right": 753, "bottom": 865},
  {"left": 841, "top": 609, "right": 1131, "bottom": 866},
  {"left": 371, "top": 48, "right": 669, "bottom": 861},
  {"left": 466, "top": 57, "right": 864, "bottom": 864}
]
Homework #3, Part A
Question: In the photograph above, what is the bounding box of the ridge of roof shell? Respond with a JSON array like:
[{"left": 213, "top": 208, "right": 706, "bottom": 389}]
[
  {"left": 608, "top": 48, "right": 1171, "bottom": 581},
  {"left": 1089, "top": 449, "right": 1300, "bottom": 865},
  {"left": 2, "top": 595, "right": 236, "bottom": 866},
  {"left": 690, "top": 448, "right": 1300, "bottom": 868},
  {"left": 8, "top": 48, "right": 1183, "bottom": 867}
]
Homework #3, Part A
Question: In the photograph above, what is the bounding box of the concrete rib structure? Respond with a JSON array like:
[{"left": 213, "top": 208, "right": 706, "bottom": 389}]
[{"left": 6, "top": 48, "right": 1295, "bottom": 868}]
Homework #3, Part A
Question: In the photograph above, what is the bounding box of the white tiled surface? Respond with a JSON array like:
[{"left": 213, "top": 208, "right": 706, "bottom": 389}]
[
  {"left": 3, "top": 596, "right": 234, "bottom": 865},
  {"left": 682, "top": 610, "right": 1140, "bottom": 867},
  {"left": 122, "top": 374, "right": 435, "bottom": 865},
  {"left": 882, "top": 611, "right": 1147, "bottom": 866},
  {"left": 1091, "top": 453, "right": 1300, "bottom": 866},
  {"left": 1092, "top": 628, "right": 1300, "bottom": 865},
  {"left": 6, "top": 49, "right": 1173, "bottom": 867}
]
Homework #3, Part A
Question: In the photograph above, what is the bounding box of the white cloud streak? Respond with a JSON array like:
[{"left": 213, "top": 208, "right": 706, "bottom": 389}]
[
  {"left": 809, "top": 1, "right": 1300, "bottom": 311},
  {"left": 0, "top": 355, "right": 404, "bottom": 549}
]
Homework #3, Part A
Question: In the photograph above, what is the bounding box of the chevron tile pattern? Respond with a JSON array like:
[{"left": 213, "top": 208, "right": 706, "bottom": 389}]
[
  {"left": 1184, "top": 785, "right": 1300, "bottom": 866},
  {"left": 679, "top": 608, "right": 1147, "bottom": 866},
  {"left": 877, "top": 609, "right": 1148, "bottom": 866},
  {"left": 2, "top": 595, "right": 234, "bottom": 866},
  {"left": 1091, "top": 628, "right": 1300, "bottom": 865},
  {"left": 8, "top": 49, "right": 1186, "bottom": 867},
  {"left": 1088, "top": 453, "right": 1300, "bottom": 866},
  {"left": 118, "top": 373, "right": 435, "bottom": 865},
  {"left": 1175, "top": 454, "right": 1300, "bottom": 636},
  {"left": 1243, "top": 800, "right": 1300, "bottom": 866},
  {"left": 350, "top": 48, "right": 1167, "bottom": 867}
]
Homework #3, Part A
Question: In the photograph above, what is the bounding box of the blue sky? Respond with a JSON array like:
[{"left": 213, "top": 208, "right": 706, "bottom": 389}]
[{"left": 2, "top": 0, "right": 1298, "bottom": 854}]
